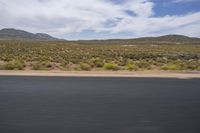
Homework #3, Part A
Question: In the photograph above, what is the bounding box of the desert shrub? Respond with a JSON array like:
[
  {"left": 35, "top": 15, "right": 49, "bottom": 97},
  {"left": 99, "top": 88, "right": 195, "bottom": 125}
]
[
  {"left": 126, "top": 64, "right": 138, "bottom": 71},
  {"left": 197, "top": 66, "right": 200, "bottom": 71},
  {"left": 184, "top": 61, "right": 199, "bottom": 70},
  {"left": 136, "top": 60, "right": 151, "bottom": 70},
  {"left": 59, "top": 62, "right": 69, "bottom": 71},
  {"left": 161, "top": 63, "right": 181, "bottom": 70},
  {"left": 32, "top": 62, "right": 52, "bottom": 70},
  {"left": 93, "top": 58, "right": 104, "bottom": 67},
  {"left": 116, "top": 57, "right": 126, "bottom": 66},
  {"left": 103, "top": 63, "right": 119, "bottom": 71},
  {"left": 95, "top": 61, "right": 104, "bottom": 67},
  {"left": 0, "top": 65, "right": 3, "bottom": 70},
  {"left": 43, "top": 62, "right": 52, "bottom": 68},
  {"left": 79, "top": 62, "right": 91, "bottom": 71},
  {"left": 88, "top": 58, "right": 104, "bottom": 68},
  {"left": 126, "top": 59, "right": 134, "bottom": 64},
  {"left": 1, "top": 40, "right": 200, "bottom": 71},
  {"left": 32, "top": 63, "right": 44, "bottom": 70},
  {"left": 2, "top": 61, "right": 25, "bottom": 70},
  {"left": 2, "top": 63, "right": 14, "bottom": 70},
  {"left": 125, "top": 60, "right": 138, "bottom": 71},
  {"left": 74, "top": 66, "right": 81, "bottom": 71}
]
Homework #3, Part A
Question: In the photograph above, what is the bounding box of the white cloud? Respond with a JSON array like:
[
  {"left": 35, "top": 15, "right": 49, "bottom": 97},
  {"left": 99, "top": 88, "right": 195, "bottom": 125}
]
[
  {"left": 0, "top": 0, "right": 199, "bottom": 38},
  {"left": 110, "top": 12, "right": 200, "bottom": 36}
]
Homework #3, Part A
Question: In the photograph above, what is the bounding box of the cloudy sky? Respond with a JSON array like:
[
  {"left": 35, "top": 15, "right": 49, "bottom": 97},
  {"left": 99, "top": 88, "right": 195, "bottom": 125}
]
[{"left": 0, "top": 0, "right": 200, "bottom": 40}]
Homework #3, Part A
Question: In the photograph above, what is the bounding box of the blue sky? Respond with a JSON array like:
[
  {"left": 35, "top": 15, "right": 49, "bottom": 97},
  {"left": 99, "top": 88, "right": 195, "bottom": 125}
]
[
  {"left": 0, "top": 0, "right": 200, "bottom": 40},
  {"left": 153, "top": 0, "right": 200, "bottom": 16}
]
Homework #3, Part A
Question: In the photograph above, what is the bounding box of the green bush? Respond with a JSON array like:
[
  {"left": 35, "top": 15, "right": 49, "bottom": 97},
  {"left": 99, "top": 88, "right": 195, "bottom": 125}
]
[
  {"left": 136, "top": 60, "right": 151, "bottom": 70},
  {"left": 94, "top": 60, "right": 104, "bottom": 67},
  {"left": 103, "top": 63, "right": 119, "bottom": 71},
  {"left": 59, "top": 63, "right": 69, "bottom": 71},
  {"left": 32, "top": 62, "right": 52, "bottom": 70},
  {"left": 126, "top": 64, "right": 138, "bottom": 71},
  {"left": 0, "top": 40, "right": 200, "bottom": 71},
  {"left": 79, "top": 62, "right": 91, "bottom": 71},
  {"left": 90, "top": 58, "right": 104, "bottom": 68},
  {"left": 185, "top": 61, "right": 199, "bottom": 70},
  {"left": 197, "top": 66, "right": 200, "bottom": 71},
  {"left": 2, "top": 61, "right": 25, "bottom": 70},
  {"left": 0, "top": 65, "right": 3, "bottom": 70},
  {"left": 161, "top": 63, "right": 181, "bottom": 70},
  {"left": 32, "top": 63, "right": 44, "bottom": 70}
]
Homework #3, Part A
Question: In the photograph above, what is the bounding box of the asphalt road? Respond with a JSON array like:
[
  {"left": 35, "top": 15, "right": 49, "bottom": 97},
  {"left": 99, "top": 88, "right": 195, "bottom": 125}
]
[{"left": 0, "top": 76, "right": 200, "bottom": 133}]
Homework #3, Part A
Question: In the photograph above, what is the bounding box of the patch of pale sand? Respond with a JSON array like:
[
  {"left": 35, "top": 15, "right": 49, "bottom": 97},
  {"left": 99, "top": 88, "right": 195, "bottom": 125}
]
[{"left": 0, "top": 70, "right": 200, "bottom": 79}]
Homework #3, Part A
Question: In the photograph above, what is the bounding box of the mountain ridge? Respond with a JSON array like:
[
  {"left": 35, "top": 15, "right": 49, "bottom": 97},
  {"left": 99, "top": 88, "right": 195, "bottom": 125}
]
[
  {"left": 0, "top": 28, "right": 200, "bottom": 44},
  {"left": 78, "top": 34, "right": 200, "bottom": 45},
  {"left": 0, "top": 28, "right": 59, "bottom": 41}
]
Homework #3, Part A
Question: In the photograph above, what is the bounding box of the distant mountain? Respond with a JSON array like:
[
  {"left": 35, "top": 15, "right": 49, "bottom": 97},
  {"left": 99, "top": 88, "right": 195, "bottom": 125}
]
[
  {"left": 132, "top": 35, "right": 200, "bottom": 43},
  {"left": 0, "top": 28, "right": 59, "bottom": 41},
  {"left": 1, "top": 28, "right": 199, "bottom": 44},
  {"left": 79, "top": 35, "right": 200, "bottom": 45}
]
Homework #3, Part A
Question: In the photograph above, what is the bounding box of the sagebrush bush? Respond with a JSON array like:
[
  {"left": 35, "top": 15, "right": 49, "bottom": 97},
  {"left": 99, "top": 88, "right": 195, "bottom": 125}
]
[
  {"left": 92, "top": 58, "right": 104, "bottom": 68},
  {"left": 0, "top": 40, "right": 200, "bottom": 71},
  {"left": 79, "top": 62, "right": 92, "bottom": 71},
  {"left": 126, "top": 64, "right": 138, "bottom": 71},
  {"left": 185, "top": 61, "right": 199, "bottom": 70},
  {"left": 103, "top": 63, "right": 119, "bottom": 71},
  {"left": 2, "top": 61, "right": 25, "bottom": 70},
  {"left": 32, "top": 63, "right": 44, "bottom": 70},
  {"left": 197, "top": 66, "right": 200, "bottom": 71},
  {"left": 161, "top": 63, "right": 181, "bottom": 70},
  {"left": 136, "top": 60, "right": 151, "bottom": 70},
  {"left": 32, "top": 62, "right": 52, "bottom": 70}
]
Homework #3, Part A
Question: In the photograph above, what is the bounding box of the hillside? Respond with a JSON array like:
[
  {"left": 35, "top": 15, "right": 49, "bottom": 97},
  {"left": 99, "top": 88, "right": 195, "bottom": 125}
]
[
  {"left": 78, "top": 35, "right": 200, "bottom": 45},
  {"left": 0, "top": 28, "right": 59, "bottom": 41},
  {"left": 0, "top": 40, "right": 200, "bottom": 71},
  {"left": 0, "top": 28, "right": 200, "bottom": 44},
  {"left": 133, "top": 35, "right": 200, "bottom": 43}
]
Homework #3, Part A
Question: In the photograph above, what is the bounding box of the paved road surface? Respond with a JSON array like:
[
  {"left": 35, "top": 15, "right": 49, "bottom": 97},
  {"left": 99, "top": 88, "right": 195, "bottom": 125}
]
[{"left": 0, "top": 76, "right": 200, "bottom": 133}]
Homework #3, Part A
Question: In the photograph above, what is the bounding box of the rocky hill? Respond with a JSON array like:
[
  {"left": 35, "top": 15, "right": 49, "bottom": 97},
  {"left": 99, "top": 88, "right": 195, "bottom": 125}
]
[
  {"left": 79, "top": 35, "right": 200, "bottom": 45},
  {"left": 0, "top": 28, "right": 59, "bottom": 41}
]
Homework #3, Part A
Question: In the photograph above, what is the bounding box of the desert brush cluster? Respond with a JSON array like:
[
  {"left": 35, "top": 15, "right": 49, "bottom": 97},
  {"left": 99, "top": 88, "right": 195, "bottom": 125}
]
[{"left": 0, "top": 40, "right": 200, "bottom": 71}]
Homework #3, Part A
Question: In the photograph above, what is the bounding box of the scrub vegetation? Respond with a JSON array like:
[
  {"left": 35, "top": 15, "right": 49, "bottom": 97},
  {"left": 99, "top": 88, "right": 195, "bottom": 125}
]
[{"left": 0, "top": 40, "right": 200, "bottom": 71}]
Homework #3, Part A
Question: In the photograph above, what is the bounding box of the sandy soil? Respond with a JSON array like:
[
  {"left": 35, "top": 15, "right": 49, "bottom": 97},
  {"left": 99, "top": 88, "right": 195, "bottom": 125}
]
[{"left": 0, "top": 70, "right": 200, "bottom": 79}]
